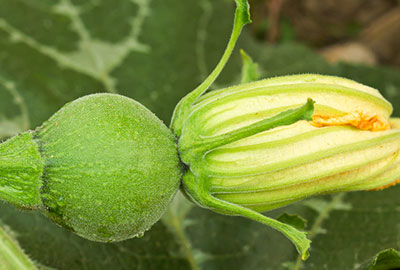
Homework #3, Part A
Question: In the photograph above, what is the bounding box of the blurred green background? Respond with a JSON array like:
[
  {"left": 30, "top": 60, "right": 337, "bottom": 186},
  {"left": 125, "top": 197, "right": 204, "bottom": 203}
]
[{"left": 0, "top": 0, "right": 399, "bottom": 269}]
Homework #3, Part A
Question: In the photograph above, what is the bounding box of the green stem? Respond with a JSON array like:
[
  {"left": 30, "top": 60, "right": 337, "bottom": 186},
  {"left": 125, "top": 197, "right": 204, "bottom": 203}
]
[
  {"left": 0, "top": 225, "right": 38, "bottom": 270},
  {"left": 170, "top": 0, "right": 251, "bottom": 136},
  {"left": 0, "top": 132, "right": 44, "bottom": 209}
]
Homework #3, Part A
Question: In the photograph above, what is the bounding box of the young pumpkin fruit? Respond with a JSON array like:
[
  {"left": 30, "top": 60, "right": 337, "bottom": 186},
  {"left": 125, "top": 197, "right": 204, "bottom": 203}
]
[{"left": 0, "top": 94, "right": 181, "bottom": 242}]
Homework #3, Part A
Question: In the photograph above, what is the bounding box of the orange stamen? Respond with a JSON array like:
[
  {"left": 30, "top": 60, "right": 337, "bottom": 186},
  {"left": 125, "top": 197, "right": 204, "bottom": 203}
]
[{"left": 311, "top": 111, "right": 390, "bottom": 131}]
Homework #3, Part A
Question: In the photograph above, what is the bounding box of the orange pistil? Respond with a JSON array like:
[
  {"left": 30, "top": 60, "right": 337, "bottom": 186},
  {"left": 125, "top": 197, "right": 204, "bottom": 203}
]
[
  {"left": 369, "top": 178, "right": 400, "bottom": 191},
  {"left": 311, "top": 111, "right": 390, "bottom": 131}
]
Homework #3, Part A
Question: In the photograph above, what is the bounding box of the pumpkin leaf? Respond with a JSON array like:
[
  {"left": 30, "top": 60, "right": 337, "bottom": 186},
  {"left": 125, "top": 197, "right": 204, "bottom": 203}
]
[{"left": 0, "top": 0, "right": 399, "bottom": 269}]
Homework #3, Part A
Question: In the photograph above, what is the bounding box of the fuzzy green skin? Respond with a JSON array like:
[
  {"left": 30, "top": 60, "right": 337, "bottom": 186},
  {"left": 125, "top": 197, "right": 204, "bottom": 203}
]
[
  {"left": 0, "top": 132, "right": 43, "bottom": 208},
  {"left": 34, "top": 93, "right": 181, "bottom": 242}
]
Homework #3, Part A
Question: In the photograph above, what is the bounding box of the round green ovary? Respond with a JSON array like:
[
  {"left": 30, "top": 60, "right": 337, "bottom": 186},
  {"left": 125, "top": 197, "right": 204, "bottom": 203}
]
[{"left": 35, "top": 94, "right": 181, "bottom": 242}]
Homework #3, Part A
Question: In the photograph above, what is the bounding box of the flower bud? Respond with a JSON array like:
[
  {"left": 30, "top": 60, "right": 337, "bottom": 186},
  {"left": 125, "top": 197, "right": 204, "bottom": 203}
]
[
  {"left": 180, "top": 74, "right": 400, "bottom": 211},
  {"left": 171, "top": 0, "right": 399, "bottom": 259},
  {"left": 173, "top": 74, "right": 400, "bottom": 259}
]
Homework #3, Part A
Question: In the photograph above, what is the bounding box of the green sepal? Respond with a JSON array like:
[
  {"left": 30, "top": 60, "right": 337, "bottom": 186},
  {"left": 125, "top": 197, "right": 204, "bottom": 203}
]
[
  {"left": 277, "top": 213, "right": 307, "bottom": 231},
  {"left": 240, "top": 49, "right": 260, "bottom": 83},
  {"left": 180, "top": 100, "right": 314, "bottom": 259},
  {"left": 182, "top": 172, "right": 311, "bottom": 260},
  {"left": 179, "top": 99, "right": 315, "bottom": 163},
  {"left": 170, "top": 0, "right": 251, "bottom": 137}
]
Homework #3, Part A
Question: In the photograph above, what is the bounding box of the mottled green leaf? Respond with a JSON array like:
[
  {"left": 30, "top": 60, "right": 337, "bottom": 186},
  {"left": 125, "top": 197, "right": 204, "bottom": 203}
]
[{"left": 0, "top": 0, "right": 400, "bottom": 269}]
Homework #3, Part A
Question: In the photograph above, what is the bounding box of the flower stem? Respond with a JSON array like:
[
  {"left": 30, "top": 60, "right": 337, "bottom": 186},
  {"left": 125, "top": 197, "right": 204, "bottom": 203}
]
[
  {"left": 0, "top": 132, "right": 44, "bottom": 209},
  {"left": 0, "top": 225, "right": 38, "bottom": 270},
  {"left": 171, "top": 0, "right": 251, "bottom": 136}
]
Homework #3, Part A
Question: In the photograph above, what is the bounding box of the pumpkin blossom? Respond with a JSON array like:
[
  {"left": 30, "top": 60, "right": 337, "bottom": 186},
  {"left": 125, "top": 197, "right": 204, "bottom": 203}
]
[
  {"left": 172, "top": 71, "right": 400, "bottom": 259},
  {"left": 178, "top": 74, "right": 400, "bottom": 211},
  {"left": 170, "top": 1, "right": 400, "bottom": 260}
]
